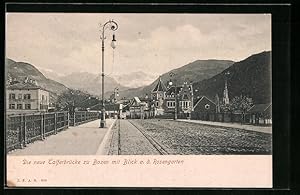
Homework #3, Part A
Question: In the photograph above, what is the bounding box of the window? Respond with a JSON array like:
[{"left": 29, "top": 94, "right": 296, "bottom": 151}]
[
  {"left": 205, "top": 104, "right": 210, "bottom": 110},
  {"left": 9, "top": 104, "right": 15, "bottom": 109},
  {"left": 167, "top": 101, "right": 175, "bottom": 108},
  {"left": 18, "top": 94, "right": 22, "bottom": 99},
  {"left": 24, "top": 94, "right": 31, "bottom": 99},
  {"left": 17, "top": 104, "right": 23, "bottom": 109},
  {"left": 25, "top": 104, "right": 31, "bottom": 109},
  {"left": 182, "top": 101, "right": 190, "bottom": 108},
  {"left": 9, "top": 93, "right": 15, "bottom": 99}
]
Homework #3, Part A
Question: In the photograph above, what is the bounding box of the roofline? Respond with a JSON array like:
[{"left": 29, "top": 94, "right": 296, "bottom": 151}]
[
  {"left": 152, "top": 76, "right": 167, "bottom": 92},
  {"left": 7, "top": 86, "right": 51, "bottom": 93},
  {"left": 263, "top": 103, "right": 272, "bottom": 112},
  {"left": 248, "top": 103, "right": 272, "bottom": 112},
  {"left": 193, "top": 96, "right": 204, "bottom": 109},
  {"left": 193, "top": 95, "right": 216, "bottom": 109},
  {"left": 248, "top": 104, "right": 255, "bottom": 111},
  {"left": 7, "top": 86, "right": 40, "bottom": 90}
]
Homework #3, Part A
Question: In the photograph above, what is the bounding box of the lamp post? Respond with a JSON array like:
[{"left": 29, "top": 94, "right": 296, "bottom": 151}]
[
  {"left": 113, "top": 87, "right": 119, "bottom": 118},
  {"left": 168, "top": 72, "right": 177, "bottom": 120},
  {"left": 99, "top": 20, "right": 118, "bottom": 128}
]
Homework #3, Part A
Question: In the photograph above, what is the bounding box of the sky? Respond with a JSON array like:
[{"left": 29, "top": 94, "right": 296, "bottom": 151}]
[{"left": 6, "top": 13, "right": 271, "bottom": 77}]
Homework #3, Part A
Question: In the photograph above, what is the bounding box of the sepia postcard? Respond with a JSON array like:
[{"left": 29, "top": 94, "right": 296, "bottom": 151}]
[{"left": 5, "top": 12, "right": 272, "bottom": 188}]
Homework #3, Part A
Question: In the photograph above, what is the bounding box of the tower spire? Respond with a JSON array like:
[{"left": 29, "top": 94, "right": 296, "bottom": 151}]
[{"left": 223, "top": 72, "right": 230, "bottom": 105}]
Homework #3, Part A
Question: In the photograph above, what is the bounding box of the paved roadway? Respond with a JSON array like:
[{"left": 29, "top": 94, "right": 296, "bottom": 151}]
[
  {"left": 109, "top": 120, "right": 161, "bottom": 155},
  {"left": 132, "top": 119, "right": 272, "bottom": 155},
  {"left": 9, "top": 119, "right": 115, "bottom": 155}
]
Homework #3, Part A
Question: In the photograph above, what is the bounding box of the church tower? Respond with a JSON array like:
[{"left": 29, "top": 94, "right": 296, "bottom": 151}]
[{"left": 223, "top": 72, "right": 230, "bottom": 105}]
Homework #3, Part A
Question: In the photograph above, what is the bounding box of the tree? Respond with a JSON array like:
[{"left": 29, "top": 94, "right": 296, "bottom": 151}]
[
  {"left": 230, "top": 95, "right": 253, "bottom": 123},
  {"left": 56, "top": 89, "right": 98, "bottom": 111}
]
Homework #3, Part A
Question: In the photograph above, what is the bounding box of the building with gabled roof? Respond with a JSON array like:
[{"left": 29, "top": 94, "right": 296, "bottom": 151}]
[
  {"left": 164, "top": 81, "right": 194, "bottom": 119},
  {"left": 6, "top": 81, "right": 50, "bottom": 115},
  {"left": 152, "top": 76, "right": 167, "bottom": 93},
  {"left": 151, "top": 76, "right": 167, "bottom": 115},
  {"left": 127, "top": 96, "right": 154, "bottom": 119},
  {"left": 248, "top": 103, "right": 272, "bottom": 125},
  {"left": 191, "top": 96, "right": 217, "bottom": 120}
]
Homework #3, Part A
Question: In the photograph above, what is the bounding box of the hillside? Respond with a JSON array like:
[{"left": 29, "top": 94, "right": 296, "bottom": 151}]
[
  {"left": 6, "top": 58, "right": 69, "bottom": 102},
  {"left": 118, "top": 59, "right": 234, "bottom": 98},
  {"left": 193, "top": 51, "right": 271, "bottom": 104}
]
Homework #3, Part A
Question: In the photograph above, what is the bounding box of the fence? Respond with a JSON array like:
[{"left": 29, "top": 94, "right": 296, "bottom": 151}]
[
  {"left": 6, "top": 111, "right": 100, "bottom": 152},
  {"left": 68, "top": 111, "right": 99, "bottom": 126},
  {"left": 191, "top": 112, "right": 250, "bottom": 123}
]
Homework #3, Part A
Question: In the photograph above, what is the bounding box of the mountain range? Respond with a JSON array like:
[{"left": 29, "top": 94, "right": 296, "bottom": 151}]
[
  {"left": 40, "top": 69, "right": 157, "bottom": 89},
  {"left": 53, "top": 72, "right": 129, "bottom": 96},
  {"left": 117, "top": 51, "right": 271, "bottom": 105},
  {"left": 6, "top": 51, "right": 271, "bottom": 105},
  {"left": 193, "top": 51, "right": 271, "bottom": 104},
  {"left": 117, "top": 59, "right": 234, "bottom": 98},
  {"left": 112, "top": 71, "right": 158, "bottom": 88}
]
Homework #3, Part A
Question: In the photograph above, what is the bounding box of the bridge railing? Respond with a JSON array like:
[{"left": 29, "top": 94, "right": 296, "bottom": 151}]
[
  {"left": 6, "top": 111, "right": 69, "bottom": 152},
  {"left": 68, "top": 111, "right": 99, "bottom": 126},
  {"left": 6, "top": 111, "right": 99, "bottom": 153}
]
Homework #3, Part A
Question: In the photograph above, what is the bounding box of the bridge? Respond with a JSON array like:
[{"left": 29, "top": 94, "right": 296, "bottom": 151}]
[
  {"left": 6, "top": 111, "right": 106, "bottom": 153},
  {"left": 6, "top": 111, "right": 272, "bottom": 155}
]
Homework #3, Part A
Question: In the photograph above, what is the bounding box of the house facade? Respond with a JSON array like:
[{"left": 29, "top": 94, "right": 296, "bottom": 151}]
[
  {"left": 248, "top": 103, "right": 272, "bottom": 125},
  {"left": 6, "top": 81, "right": 50, "bottom": 115},
  {"left": 150, "top": 77, "right": 194, "bottom": 119},
  {"left": 128, "top": 97, "right": 153, "bottom": 119},
  {"left": 164, "top": 82, "right": 194, "bottom": 119},
  {"left": 151, "top": 76, "right": 167, "bottom": 115},
  {"left": 192, "top": 96, "right": 216, "bottom": 120}
]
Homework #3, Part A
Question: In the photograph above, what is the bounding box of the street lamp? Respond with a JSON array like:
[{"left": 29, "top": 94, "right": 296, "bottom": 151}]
[
  {"left": 99, "top": 20, "right": 119, "bottom": 128},
  {"left": 168, "top": 72, "right": 177, "bottom": 120}
]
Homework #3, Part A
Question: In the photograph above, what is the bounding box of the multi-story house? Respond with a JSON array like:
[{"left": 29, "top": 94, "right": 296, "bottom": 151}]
[
  {"left": 164, "top": 81, "right": 194, "bottom": 119},
  {"left": 151, "top": 76, "right": 167, "bottom": 115},
  {"left": 6, "top": 80, "right": 50, "bottom": 115},
  {"left": 150, "top": 76, "right": 194, "bottom": 119}
]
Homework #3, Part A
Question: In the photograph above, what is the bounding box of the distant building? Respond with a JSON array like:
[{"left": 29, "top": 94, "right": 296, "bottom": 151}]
[
  {"left": 128, "top": 97, "right": 147, "bottom": 119},
  {"left": 89, "top": 102, "right": 121, "bottom": 119},
  {"left": 6, "top": 80, "right": 49, "bottom": 115},
  {"left": 223, "top": 78, "right": 230, "bottom": 105},
  {"left": 151, "top": 76, "right": 167, "bottom": 115},
  {"left": 248, "top": 103, "right": 272, "bottom": 125},
  {"left": 139, "top": 96, "right": 156, "bottom": 118},
  {"left": 109, "top": 88, "right": 119, "bottom": 103}
]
